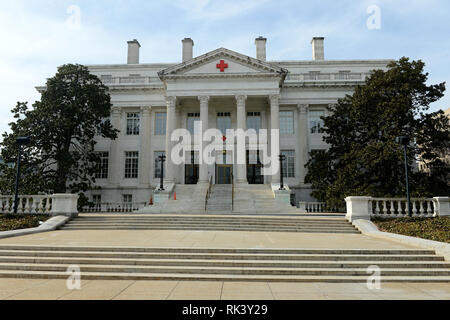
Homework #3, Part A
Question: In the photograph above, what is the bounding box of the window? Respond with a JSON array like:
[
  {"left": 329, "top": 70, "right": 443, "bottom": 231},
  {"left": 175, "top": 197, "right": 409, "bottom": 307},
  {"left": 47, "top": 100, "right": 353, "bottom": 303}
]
[
  {"left": 122, "top": 194, "right": 132, "bottom": 203},
  {"left": 154, "top": 151, "right": 166, "bottom": 178},
  {"left": 307, "top": 71, "right": 320, "bottom": 80},
  {"left": 95, "top": 152, "right": 109, "bottom": 179},
  {"left": 309, "top": 110, "right": 325, "bottom": 134},
  {"left": 336, "top": 71, "right": 351, "bottom": 80},
  {"left": 92, "top": 194, "right": 101, "bottom": 204},
  {"left": 126, "top": 112, "right": 140, "bottom": 135},
  {"left": 124, "top": 151, "right": 139, "bottom": 179},
  {"left": 280, "top": 111, "right": 294, "bottom": 135},
  {"left": 187, "top": 113, "right": 200, "bottom": 135},
  {"left": 217, "top": 112, "right": 231, "bottom": 136},
  {"left": 281, "top": 150, "right": 295, "bottom": 178},
  {"left": 155, "top": 113, "right": 167, "bottom": 135},
  {"left": 247, "top": 112, "right": 261, "bottom": 133}
]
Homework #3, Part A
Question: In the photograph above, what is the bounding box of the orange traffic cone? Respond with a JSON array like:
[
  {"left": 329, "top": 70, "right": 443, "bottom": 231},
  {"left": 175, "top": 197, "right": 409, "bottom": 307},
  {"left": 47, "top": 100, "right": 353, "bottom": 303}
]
[
  {"left": 174, "top": 192, "right": 177, "bottom": 200},
  {"left": 149, "top": 196, "right": 153, "bottom": 205}
]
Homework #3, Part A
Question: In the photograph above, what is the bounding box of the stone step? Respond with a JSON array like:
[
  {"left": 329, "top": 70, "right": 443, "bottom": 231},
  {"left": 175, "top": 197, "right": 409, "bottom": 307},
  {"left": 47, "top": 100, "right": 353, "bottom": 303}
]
[
  {"left": 0, "top": 250, "right": 442, "bottom": 261},
  {"left": 0, "top": 256, "right": 447, "bottom": 269},
  {"left": 62, "top": 223, "right": 357, "bottom": 230},
  {"left": 0, "top": 270, "right": 449, "bottom": 282},
  {"left": 73, "top": 217, "right": 348, "bottom": 223},
  {"left": 60, "top": 226, "right": 360, "bottom": 233},
  {"left": 0, "top": 263, "right": 449, "bottom": 276},
  {"left": 0, "top": 246, "right": 435, "bottom": 255}
]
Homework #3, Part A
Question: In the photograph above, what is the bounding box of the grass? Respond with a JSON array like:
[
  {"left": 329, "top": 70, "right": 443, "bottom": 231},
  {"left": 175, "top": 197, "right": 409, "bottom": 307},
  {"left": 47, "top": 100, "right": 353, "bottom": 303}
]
[
  {"left": 0, "top": 214, "right": 51, "bottom": 232},
  {"left": 372, "top": 216, "right": 450, "bottom": 243}
]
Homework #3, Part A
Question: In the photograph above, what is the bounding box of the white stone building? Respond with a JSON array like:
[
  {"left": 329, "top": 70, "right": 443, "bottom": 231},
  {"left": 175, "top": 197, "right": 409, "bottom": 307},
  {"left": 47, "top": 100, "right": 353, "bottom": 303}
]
[{"left": 58, "top": 37, "right": 391, "bottom": 208}]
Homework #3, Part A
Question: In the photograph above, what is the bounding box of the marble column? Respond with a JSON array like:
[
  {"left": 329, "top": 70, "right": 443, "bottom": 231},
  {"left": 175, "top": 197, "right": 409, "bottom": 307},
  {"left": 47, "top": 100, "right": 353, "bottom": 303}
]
[
  {"left": 139, "top": 106, "right": 152, "bottom": 186},
  {"left": 297, "top": 104, "right": 309, "bottom": 185},
  {"left": 235, "top": 94, "right": 248, "bottom": 184},
  {"left": 164, "top": 96, "right": 177, "bottom": 184},
  {"left": 109, "top": 106, "right": 122, "bottom": 186},
  {"left": 198, "top": 95, "right": 210, "bottom": 183},
  {"left": 270, "top": 94, "right": 280, "bottom": 184}
]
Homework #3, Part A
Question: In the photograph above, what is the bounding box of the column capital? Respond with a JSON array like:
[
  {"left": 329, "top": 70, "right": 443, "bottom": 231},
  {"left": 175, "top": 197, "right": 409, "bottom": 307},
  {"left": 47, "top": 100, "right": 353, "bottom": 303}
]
[
  {"left": 140, "top": 105, "right": 152, "bottom": 115},
  {"left": 269, "top": 94, "right": 280, "bottom": 105},
  {"left": 235, "top": 95, "right": 247, "bottom": 105},
  {"left": 328, "top": 103, "right": 337, "bottom": 109},
  {"left": 111, "top": 106, "right": 121, "bottom": 115},
  {"left": 198, "top": 95, "right": 210, "bottom": 105},
  {"left": 166, "top": 96, "right": 177, "bottom": 108},
  {"left": 297, "top": 104, "right": 309, "bottom": 114}
]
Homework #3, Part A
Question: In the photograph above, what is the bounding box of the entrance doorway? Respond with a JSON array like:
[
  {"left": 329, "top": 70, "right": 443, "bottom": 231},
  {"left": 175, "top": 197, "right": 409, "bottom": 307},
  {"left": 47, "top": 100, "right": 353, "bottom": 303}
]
[
  {"left": 185, "top": 151, "right": 199, "bottom": 184},
  {"left": 247, "top": 150, "right": 264, "bottom": 184},
  {"left": 216, "top": 164, "right": 232, "bottom": 184}
]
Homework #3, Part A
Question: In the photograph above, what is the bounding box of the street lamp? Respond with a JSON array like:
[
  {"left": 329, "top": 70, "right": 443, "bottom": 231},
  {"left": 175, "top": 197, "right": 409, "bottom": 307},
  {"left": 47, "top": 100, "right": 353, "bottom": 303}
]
[
  {"left": 395, "top": 136, "right": 412, "bottom": 217},
  {"left": 279, "top": 154, "right": 286, "bottom": 190},
  {"left": 14, "top": 136, "right": 30, "bottom": 214},
  {"left": 158, "top": 154, "right": 166, "bottom": 191}
]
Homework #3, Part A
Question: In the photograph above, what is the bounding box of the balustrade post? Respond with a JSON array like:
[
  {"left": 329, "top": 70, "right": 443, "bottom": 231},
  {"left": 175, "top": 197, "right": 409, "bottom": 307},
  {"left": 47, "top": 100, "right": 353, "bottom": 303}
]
[
  {"left": 345, "top": 196, "right": 373, "bottom": 222},
  {"left": 433, "top": 197, "right": 449, "bottom": 216}
]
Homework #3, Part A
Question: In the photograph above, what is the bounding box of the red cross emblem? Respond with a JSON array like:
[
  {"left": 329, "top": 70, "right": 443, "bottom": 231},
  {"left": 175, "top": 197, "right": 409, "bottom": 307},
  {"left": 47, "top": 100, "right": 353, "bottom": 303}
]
[
  {"left": 222, "top": 135, "right": 227, "bottom": 142},
  {"left": 216, "top": 60, "right": 228, "bottom": 72}
]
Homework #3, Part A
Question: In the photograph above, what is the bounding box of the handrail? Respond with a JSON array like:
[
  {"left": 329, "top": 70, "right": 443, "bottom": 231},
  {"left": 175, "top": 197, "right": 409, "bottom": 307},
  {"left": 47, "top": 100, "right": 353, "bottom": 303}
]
[
  {"left": 205, "top": 175, "right": 213, "bottom": 212},
  {"left": 231, "top": 172, "right": 234, "bottom": 212}
]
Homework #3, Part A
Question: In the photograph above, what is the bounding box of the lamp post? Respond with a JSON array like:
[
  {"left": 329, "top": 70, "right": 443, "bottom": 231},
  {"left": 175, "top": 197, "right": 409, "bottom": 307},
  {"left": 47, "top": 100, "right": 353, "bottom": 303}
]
[
  {"left": 395, "top": 136, "right": 412, "bottom": 217},
  {"left": 158, "top": 154, "right": 166, "bottom": 191},
  {"left": 13, "top": 137, "right": 30, "bottom": 214},
  {"left": 279, "top": 154, "right": 286, "bottom": 190}
]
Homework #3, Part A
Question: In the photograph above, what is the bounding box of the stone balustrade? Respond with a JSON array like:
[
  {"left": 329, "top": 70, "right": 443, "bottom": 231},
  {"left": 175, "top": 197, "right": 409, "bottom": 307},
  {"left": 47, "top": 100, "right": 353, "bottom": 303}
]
[
  {"left": 0, "top": 194, "right": 79, "bottom": 217},
  {"left": 285, "top": 73, "right": 368, "bottom": 82},
  {"left": 100, "top": 76, "right": 162, "bottom": 85},
  {"left": 345, "top": 196, "right": 450, "bottom": 222},
  {"left": 298, "top": 201, "right": 327, "bottom": 213},
  {"left": 81, "top": 202, "right": 147, "bottom": 213}
]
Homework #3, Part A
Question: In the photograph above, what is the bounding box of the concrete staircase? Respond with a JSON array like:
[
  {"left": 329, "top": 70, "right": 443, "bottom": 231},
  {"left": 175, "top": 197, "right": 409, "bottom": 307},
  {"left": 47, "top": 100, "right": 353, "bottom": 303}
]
[
  {"left": 60, "top": 215, "right": 359, "bottom": 233},
  {"left": 206, "top": 185, "right": 232, "bottom": 213},
  {"left": 0, "top": 245, "right": 448, "bottom": 282},
  {"left": 233, "top": 184, "right": 300, "bottom": 213},
  {"left": 138, "top": 184, "right": 207, "bottom": 214}
]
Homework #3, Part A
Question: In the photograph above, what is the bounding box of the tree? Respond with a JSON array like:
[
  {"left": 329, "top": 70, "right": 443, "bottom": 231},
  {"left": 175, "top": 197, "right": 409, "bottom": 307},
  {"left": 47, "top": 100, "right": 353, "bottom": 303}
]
[
  {"left": 305, "top": 57, "right": 449, "bottom": 209},
  {"left": 0, "top": 64, "right": 118, "bottom": 195}
]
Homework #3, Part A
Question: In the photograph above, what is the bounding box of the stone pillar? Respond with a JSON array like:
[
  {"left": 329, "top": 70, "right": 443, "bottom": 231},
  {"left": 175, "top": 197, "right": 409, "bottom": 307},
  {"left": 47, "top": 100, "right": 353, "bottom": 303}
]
[
  {"left": 297, "top": 104, "right": 309, "bottom": 185},
  {"left": 164, "top": 96, "right": 177, "bottom": 184},
  {"left": 433, "top": 197, "right": 450, "bottom": 216},
  {"left": 236, "top": 95, "right": 247, "bottom": 184},
  {"left": 139, "top": 106, "right": 152, "bottom": 186},
  {"left": 270, "top": 94, "right": 280, "bottom": 184},
  {"left": 345, "top": 196, "right": 373, "bottom": 222},
  {"left": 51, "top": 194, "right": 79, "bottom": 218},
  {"left": 109, "top": 106, "right": 122, "bottom": 186},
  {"left": 198, "top": 95, "right": 210, "bottom": 183}
]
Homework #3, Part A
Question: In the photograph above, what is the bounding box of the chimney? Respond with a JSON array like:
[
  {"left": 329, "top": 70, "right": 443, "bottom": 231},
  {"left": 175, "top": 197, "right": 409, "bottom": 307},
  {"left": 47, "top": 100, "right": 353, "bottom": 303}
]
[
  {"left": 127, "top": 39, "right": 141, "bottom": 64},
  {"left": 311, "top": 37, "right": 325, "bottom": 61},
  {"left": 182, "top": 38, "right": 194, "bottom": 62},
  {"left": 255, "top": 36, "right": 267, "bottom": 61}
]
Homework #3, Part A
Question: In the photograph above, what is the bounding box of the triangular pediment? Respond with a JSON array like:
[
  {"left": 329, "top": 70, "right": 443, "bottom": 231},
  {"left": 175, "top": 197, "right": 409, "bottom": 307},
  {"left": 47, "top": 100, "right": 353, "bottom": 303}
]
[{"left": 158, "top": 48, "right": 287, "bottom": 79}]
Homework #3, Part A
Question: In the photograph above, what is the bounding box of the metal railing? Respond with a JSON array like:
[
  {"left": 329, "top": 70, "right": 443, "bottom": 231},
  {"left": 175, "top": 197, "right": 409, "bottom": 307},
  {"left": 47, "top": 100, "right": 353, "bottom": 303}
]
[{"left": 205, "top": 175, "right": 213, "bottom": 212}]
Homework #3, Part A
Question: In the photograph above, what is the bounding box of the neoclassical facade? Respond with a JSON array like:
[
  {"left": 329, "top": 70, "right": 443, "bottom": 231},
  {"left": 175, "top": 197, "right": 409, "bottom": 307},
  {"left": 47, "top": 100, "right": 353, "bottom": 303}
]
[{"left": 59, "top": 37, "right": 391, "bottom": 205}]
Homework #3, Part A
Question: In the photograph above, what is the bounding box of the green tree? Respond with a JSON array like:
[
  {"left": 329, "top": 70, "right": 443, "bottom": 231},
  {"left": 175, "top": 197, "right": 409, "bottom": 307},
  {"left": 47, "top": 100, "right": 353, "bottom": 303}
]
[
  {"left": 0, "top": 64, "right": 118, "bottom": 195},
  {"left": 305, "top": 57, "right": 449, "bottom": 209}
]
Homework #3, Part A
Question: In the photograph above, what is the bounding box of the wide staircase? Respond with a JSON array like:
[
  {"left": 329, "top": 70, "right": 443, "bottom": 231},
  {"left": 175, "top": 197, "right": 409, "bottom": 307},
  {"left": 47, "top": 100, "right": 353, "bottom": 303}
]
[
  {"left": 233, "top": 184, "right": 300, "bottom": 213},
  {"left": 60, "top": 215, "right": 358, "bottom": 233},
  {"left": 0, "top": 245, "right": 448, "bottom": 282},
  {"left": 206, "top": 185, "right": 232, "bottom": 213}
]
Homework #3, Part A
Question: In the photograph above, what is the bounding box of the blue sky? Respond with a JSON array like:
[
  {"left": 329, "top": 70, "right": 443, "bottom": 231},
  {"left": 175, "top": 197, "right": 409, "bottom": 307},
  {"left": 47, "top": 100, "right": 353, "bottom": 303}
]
[{"left": 0, "top": 0, "right": 449, "bottom": 136}]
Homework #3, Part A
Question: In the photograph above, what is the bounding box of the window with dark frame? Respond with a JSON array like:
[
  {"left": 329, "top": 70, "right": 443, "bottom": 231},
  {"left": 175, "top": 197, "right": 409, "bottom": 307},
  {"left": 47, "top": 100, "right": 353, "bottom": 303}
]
[
  {"left": 124, "top": 151, "right": 139, "bottom": 179},
  {"left": 95, "top": 152, "right": 109, "bottom": 179}
]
